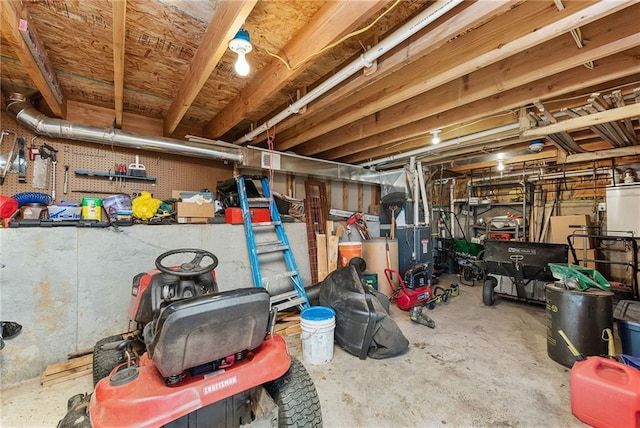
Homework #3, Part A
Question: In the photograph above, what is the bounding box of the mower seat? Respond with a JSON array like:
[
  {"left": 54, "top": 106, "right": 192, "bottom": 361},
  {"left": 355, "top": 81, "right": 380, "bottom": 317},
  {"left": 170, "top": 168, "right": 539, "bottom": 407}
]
[{"left": 145, "top": 288, "right": 270, "bottom": 378}]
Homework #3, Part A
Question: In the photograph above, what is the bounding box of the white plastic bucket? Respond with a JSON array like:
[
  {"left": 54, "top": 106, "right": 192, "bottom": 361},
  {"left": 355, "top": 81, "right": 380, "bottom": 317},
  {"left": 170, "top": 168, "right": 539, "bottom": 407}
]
[{"left": 300, "top": 306, "right": 336, "bottom": 365}]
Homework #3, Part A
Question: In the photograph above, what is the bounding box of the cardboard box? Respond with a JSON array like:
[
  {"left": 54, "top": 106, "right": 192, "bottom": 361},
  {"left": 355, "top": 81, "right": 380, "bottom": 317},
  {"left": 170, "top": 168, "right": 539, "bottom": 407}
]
[
  {"left": 225, "top": 207, "right": 270, "bottom": 224},
  {"left": 570, "top": 248, "right": 598, "bottom": 269},
  {"left": 549, "top": 215, "right": 593, "bottom": 249},
  {"left": 177, "top": 217, "right": 208, "bottom": 224},
  {"left": 176, "top": 202, "right": 214, "bottom": 219},
  {"left": 172, "top": 190, "right": 213, "bottom": 201}
]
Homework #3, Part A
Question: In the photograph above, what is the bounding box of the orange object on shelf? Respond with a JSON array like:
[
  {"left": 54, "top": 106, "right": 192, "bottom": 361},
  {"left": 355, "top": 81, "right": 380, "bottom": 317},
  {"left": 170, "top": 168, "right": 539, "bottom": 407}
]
[
  {"left": 489, "top": 232, "right": 511, "bottom": 240},
  {"left": 225, "top": 207, "right": 270, "bottom": 224}
]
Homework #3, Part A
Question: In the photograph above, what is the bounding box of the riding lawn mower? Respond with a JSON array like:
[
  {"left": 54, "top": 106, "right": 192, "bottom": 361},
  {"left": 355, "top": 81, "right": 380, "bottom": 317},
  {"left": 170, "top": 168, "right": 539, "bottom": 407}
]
[{"left": 58, "top": 248, "right": 322, "bottom": 428}]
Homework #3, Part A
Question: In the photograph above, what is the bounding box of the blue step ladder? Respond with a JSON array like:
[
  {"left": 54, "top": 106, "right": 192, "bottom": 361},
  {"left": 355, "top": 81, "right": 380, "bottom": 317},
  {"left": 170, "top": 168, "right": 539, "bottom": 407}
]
[{"left": 237, "top": 176, "right": 310, "bottom": 312}]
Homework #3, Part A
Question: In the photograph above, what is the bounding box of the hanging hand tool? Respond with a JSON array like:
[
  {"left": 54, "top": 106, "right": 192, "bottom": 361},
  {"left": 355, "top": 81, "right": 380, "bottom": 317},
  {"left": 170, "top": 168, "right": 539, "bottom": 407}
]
[
  {"left": 17, "top": 137, "right": 26, "bottom": 183},
  {"left": 0, "top": 132, "right": 18, "bottom": 185},
  {"left": 40, "top": 143, "right": 58, "bottom": 200},
  {"left": 63, "top": 165, "right": 69, "bottom": 194}
]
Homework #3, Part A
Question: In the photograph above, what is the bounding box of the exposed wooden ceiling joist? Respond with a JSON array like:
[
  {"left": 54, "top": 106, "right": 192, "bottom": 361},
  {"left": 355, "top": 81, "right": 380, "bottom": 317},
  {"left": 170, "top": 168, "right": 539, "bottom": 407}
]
[
  {"left": 275, "top": 0, "right": 629, "bottom": 152},
  {"left": 338, "top": 49, "right": 640, "bottom": 164},
  {"left": 202, "top": 0, "right": 388, "bottom": 139},
  {"left": 163, "top": 0, "right": 258, "bottom": 136},
  {"left": 257, "top": 0, "right": 518, "bottom": 143},
  {"left": 298, "top": 8, "right": 639, "bottom": 158},
  {"left": 112, "top": 0, "right": 126, "bottom": 128},
  {"left": 0, "top": 0, "right": 66, "bottom": 117},
  {"left": 523, "top": 103, "right": 640, "bottom": 137}
]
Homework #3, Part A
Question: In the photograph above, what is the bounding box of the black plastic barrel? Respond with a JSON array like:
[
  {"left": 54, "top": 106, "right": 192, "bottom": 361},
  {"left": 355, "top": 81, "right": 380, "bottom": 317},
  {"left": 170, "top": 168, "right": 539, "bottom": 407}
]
[{"left": 546, "top": 283, "right": 614, "bottom": 368}]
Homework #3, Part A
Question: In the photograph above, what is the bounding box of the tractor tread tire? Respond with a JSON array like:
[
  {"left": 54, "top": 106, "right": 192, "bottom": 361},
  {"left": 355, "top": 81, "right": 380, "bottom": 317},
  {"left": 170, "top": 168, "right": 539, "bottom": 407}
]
[
  {"left": 93, "top": 334, "right": 126, "bottom": 387},
  {"left": 265, "top": 357, "right": 322, "bottom": 428}
]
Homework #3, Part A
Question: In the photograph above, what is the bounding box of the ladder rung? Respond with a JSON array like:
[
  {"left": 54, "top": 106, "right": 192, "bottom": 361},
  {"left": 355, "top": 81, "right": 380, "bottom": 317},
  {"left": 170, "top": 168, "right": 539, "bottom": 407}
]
[
  {"left": 252, "top": 221, "right": 281, "bottom": 227},
  {"left": 256, "top": 242, "right": 289, "bottom": 254},
  {"left": 247, "top": 197, "right": 270, "bottom": 206},
  {"left": 271, "top": 294, "right": 307, "bottom": 312},
  {"left": 270, "top": 290, "right": 299, "bottom": 303},
  {"left": 262, "top": 271, "right": 297, "bottom": 285}
]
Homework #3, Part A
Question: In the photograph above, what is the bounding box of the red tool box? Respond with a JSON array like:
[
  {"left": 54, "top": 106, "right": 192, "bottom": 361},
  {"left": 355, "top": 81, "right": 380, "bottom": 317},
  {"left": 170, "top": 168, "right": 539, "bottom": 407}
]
[{"left": 225, "top": 207, "right": 270, "bottom": 224}]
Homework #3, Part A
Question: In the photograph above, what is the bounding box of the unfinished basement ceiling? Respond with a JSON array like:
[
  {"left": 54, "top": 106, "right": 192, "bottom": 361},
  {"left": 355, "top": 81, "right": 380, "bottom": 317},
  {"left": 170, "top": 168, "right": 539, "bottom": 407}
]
[{"left": 1, "top": 0, "right": 639, "bottom": 176}]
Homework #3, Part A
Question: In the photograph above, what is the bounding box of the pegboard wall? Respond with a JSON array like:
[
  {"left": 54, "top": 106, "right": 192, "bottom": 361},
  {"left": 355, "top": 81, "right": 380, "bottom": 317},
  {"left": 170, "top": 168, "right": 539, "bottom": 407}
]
[{"left": 0, "top": 112, "right": 233, "bottom": 202}]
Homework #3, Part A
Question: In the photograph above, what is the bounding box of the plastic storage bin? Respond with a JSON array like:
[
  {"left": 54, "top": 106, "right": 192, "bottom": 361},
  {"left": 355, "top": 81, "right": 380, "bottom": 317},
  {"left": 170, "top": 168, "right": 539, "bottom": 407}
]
[{"left": 614, "top": 300, "right": 640, "bottom": 358}]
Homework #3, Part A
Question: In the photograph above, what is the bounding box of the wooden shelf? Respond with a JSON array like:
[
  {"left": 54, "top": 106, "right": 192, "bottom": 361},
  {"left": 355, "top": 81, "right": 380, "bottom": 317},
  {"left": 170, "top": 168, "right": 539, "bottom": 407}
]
[{"left": 74, "top": 170, "right": 157, "bottom": 182}]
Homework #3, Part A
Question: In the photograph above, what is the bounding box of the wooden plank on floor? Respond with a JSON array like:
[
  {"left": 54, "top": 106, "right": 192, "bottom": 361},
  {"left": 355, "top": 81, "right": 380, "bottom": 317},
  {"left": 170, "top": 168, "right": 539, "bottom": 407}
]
[
  {"left": 41, "top": 365, "right": 92, "bottom": 387},
  {"left": 42, "top": 354, "right": 93, "bottom": 377}
]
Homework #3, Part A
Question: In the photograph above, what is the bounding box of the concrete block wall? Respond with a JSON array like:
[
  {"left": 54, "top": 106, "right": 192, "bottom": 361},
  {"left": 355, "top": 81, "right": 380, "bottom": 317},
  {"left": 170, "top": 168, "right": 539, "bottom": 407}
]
[{"left": 0, "top": 223, "right": 310, "bottom": 386}]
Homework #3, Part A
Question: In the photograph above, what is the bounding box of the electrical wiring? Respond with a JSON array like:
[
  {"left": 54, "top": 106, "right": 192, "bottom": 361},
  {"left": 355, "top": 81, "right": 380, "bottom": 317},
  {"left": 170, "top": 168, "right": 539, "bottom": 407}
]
[{"left": 259, "top": 0, "right": 402, "bottom": 72}]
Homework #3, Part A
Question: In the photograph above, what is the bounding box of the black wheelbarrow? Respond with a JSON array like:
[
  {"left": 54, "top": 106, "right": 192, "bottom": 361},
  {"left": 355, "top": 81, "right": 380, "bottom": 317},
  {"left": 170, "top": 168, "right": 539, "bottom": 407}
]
[{"left": 481, "top": 240, "right": 568, "bottom": 306}]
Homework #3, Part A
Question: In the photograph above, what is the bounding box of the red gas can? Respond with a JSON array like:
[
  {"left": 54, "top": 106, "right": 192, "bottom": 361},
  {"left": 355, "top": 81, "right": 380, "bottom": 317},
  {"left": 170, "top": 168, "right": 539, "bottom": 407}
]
[{"left": 571, "top": 356, "right": 640, "bottom": 428}]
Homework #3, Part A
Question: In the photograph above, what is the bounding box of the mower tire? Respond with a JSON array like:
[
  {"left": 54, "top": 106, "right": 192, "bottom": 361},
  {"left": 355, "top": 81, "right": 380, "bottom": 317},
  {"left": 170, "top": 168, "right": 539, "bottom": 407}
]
[
  {"left": 265, "top": 356, "right": 322, "bottom": 428},
  {"left": 483, "top": 279, "right": 496, "bottom": 306},
  {"left": 93, "top": 334, "right": 126, "bottom": 387}
]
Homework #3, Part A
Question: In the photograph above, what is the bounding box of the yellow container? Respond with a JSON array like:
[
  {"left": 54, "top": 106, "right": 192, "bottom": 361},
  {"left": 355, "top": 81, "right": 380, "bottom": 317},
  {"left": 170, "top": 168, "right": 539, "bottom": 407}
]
[{"left": 81, "top": 197, "right": 102, "bottom": 220}]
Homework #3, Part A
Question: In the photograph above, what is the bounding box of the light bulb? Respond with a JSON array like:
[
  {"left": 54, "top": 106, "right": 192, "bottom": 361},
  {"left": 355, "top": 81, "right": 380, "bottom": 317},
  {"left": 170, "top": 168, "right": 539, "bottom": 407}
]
[
  {"left": 498, "top": 161, "right": 505, "bottom": 171},
  {"left": 235, "top": 52, "right": 250, "bottom": 76},
  {"left": 431, "top": 130, "right": 441, "bottom": 144}
]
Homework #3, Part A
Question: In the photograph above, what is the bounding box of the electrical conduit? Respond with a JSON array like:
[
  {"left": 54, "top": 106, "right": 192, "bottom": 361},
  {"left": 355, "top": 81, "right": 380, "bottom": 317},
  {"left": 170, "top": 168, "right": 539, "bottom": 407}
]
[{"left": 233, "top": 0, "right": 463, "bottom": 145}]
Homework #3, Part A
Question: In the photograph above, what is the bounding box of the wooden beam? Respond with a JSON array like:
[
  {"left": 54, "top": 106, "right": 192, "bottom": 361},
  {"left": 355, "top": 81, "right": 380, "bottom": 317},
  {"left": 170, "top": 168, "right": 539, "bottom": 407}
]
[
  {"left": 523, "top": 104, "right": 640, "bottom": 138},
  {"left": 163, "top": 0, "right": 258, "bottom": 136},
  {"left": 276, "top": 1, "right": 627, "bottom": 151},
  {"left": 337, "top": 49, "right": 640, "bottom": 164},
  {"left": 112, "top": 0, "right": 126, "bottom": 128},
  {"left": 66, "top": 100, "right": 200, "bottom": 138},
  {"left": 0, "top": 0, "right": 66, "bottom": 118},
  {"left": 315, "top": 8, "right": 640, "bottom": 160},
  {"left": 564, "top": 146, "right": 640, "bottom": 163},
  {"left": 202, "top": 1, "right": 386, "bottom": 139},
  {"left": 258, "top": 0, "right": 517, "bottom": 142}
]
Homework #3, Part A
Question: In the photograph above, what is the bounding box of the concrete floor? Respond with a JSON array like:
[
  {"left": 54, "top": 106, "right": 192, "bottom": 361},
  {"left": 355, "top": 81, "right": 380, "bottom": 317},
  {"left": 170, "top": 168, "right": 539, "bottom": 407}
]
[{"left": 1, "top": 274, "right": 586, "bottom": 427}]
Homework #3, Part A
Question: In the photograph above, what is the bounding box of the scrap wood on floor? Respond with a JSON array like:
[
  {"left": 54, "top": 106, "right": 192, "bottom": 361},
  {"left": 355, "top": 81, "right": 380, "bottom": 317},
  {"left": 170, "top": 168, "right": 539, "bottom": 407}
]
[
  {"left": 40, "top": 354, "right": 93, "bottom": 387},
  {"left": 275, "top": 310, "right": 301, "bottom": 336}
]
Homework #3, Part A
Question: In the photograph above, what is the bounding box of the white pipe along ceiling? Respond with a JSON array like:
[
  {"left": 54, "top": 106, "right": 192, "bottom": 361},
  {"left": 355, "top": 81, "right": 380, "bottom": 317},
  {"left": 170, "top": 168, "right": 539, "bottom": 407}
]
[{"left": 233, "top": 0, "right": 463, "bottom": 145}]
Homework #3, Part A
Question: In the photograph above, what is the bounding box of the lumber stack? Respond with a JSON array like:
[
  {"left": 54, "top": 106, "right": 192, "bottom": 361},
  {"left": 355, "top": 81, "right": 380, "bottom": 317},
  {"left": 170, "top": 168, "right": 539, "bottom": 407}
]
[
  {"left": 315, "top": 220, "right": 341, "bottom": 282},
  {"left": 275, "top": 311, "right": 301, "bottom": 336},
  {"left": 40, "top": 354, "right": 92, "bottom": 386}
]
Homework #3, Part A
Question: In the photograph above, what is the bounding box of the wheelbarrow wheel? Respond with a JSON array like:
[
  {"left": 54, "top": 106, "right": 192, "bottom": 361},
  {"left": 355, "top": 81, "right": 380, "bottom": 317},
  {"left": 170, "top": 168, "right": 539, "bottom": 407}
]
[
  {"left": 483, "top": 279, "right": 496, "bottom": 306},
  {"left": 462, "top": 266, "right": 474, "bottom": 282}
]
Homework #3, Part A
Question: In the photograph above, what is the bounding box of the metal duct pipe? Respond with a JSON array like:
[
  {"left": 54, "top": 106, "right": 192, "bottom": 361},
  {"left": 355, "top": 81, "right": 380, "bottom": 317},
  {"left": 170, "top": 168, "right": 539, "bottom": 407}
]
[
  {"left": 471, "top": 167, "right": 612, "bottom": 183},
  {"left": 6, "top": 95, "right": 243, "bottom": 163},
  {"left": 234, "top": 0, "right": 463, "bottom": 145},
  {"left": 359, "top": 123, "right": 521, "bottom": 168}
]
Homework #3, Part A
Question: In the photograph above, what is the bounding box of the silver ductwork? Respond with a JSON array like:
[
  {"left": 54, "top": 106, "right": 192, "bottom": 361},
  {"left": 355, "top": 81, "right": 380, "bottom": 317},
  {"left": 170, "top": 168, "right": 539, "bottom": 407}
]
[
  {"left": 5, "top": 94, "right": 384, "bottom": 183},
  {"left": 5, "top": 94, "right": 243, "bottom": 163}
]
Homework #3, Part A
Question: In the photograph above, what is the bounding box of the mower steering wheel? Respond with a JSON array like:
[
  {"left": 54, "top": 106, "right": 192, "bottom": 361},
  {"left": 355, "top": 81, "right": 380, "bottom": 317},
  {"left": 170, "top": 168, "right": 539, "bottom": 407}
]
[{"left": 155, "top": 249, "right": 218, "bottom": 278}]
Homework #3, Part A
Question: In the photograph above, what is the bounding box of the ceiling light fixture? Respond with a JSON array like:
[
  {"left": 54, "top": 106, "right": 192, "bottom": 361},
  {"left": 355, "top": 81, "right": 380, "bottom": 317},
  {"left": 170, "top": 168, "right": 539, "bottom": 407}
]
[
  {"left": 229, "top": 29, "right": 252, "bottom": 77},
  {"left": 497, "top": 160, "right": 505, "bottom": 171},
  {"left": 430, "top": 129, "right": 441, "bottom": 144}
]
